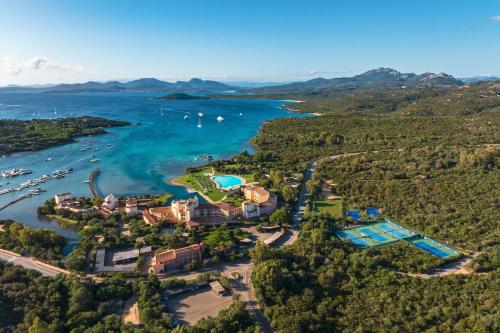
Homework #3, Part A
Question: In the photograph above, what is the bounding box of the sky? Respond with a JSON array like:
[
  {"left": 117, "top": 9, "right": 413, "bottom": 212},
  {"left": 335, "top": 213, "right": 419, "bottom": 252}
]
[{"left": 0, "top": 0, "right": 499, "bottom": 85}]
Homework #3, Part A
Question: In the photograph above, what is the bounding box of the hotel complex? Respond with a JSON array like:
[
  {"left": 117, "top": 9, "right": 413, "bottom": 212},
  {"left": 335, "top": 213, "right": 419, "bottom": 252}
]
[{"left": 143, "top": 185, "right": 277, "bottom": 228}]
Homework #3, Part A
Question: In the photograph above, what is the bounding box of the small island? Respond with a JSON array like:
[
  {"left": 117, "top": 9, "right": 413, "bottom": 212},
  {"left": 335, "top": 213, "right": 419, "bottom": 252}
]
[
  {"left": 155, "top": 92, "right": 210, "bottom": 100},
  {"left": 0, "top": 116, "right": 130, "bottom": 155}
]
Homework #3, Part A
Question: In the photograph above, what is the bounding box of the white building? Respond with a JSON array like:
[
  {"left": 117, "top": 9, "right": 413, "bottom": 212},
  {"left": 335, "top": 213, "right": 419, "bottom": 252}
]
[
  {"left": 102, "top": 193, "right": 118, "bottom": 211},
  {"left": 125, "top": 199, "right": 138, "bottom": 215},
  {"left": 54, "top": 192, "right": 72, "bottom": 205},
  {"left": 242, "top": 200, "right": 260, "bottom": 219}
]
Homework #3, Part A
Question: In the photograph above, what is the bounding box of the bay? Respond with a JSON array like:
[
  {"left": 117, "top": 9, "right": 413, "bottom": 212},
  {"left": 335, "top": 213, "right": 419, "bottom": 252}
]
[{"left": 0, "top": 91, "right": 306, "bottom": 246}]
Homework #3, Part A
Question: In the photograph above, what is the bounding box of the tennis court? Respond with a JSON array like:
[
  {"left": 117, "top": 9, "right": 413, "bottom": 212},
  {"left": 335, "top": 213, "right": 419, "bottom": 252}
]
[
  {"left": 411, "top": 238, "right": 459, "bottom": 258},
  {"left": 376, "top": 223, "right": 412, "bottom": 239},
  {"left": 336, "top": 230, "right": 369, "bottom": 247},
  {"left": 335, "top": 219, "right": 460, "bottom": 258},
  {"left": 358, "top": 227, "right": 391, "bottom": 244}
]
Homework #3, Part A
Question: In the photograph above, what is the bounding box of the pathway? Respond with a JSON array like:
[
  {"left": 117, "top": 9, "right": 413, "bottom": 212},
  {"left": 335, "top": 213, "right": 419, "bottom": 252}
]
[
  {"left": 403, "top": 246, "right": 497, "bottom": 279},
  {"left": 0, "top": 249, "right": 70, "bottom": 277}
]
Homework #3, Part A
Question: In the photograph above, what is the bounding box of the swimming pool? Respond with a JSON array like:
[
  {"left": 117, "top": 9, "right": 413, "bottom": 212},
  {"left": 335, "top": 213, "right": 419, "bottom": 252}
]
[{"left": 212, "top": 175, "right": 244, "bottom": 189}]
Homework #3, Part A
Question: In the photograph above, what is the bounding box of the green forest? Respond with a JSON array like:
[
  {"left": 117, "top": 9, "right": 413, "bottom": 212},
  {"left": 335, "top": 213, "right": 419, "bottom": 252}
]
[
  {"left": 0, "top": 116, "right": 129, "bottom": 155},
  {"left": 250, "top": 215, "right": 499, "bottom": 332},
  {"left": 0, "top": 261, "right": 259, "bottom": 333}
]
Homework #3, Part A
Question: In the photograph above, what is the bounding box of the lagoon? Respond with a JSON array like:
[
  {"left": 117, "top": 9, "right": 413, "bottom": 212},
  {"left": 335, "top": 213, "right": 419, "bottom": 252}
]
[{"left": 0, "top": 91, "right": 307, "bottom": 242}]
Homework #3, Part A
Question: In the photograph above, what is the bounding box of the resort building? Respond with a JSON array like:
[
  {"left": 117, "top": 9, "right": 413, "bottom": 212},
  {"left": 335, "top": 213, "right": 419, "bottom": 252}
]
[
  {"left": 124, "top": 199, "right": 138, "bottom": 215},
  {"left": 101, "top": 193, "right": 118, "bottom": 211},
  {"left": 242, "top": 185, "right": 277, "bottom": 216},
  {"left": 143, "top": 206, "right": 176, "bottom": 225},
  {"left": 242, "top": 200, "right": 260, "bottom": 219},
  {"left": 149, "top": 243, "right": 203, "bottom": 274},
  {"left": 143, "top": 185, "right": 277, "bottom": 228},
  {"left": 54, "top": 192, "right": 94, "bottom": 213},
  {"left": 54, "top": 192, "right": 72, "bottom": 205}
]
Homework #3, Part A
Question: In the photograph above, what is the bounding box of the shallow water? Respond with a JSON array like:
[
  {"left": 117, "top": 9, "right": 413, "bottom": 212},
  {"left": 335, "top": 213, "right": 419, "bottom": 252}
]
[{"left": 0, "top": 91, "right": 306, "bottom": 243}]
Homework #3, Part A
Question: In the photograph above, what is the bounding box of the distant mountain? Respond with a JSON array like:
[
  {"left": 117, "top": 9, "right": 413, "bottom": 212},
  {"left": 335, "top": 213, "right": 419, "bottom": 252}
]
[
  {"left": 461, "top": 76, "right": 500, "bottom": 83},
  {"left": 156, "top": 92, "right": 209, "bottom": 100},
  {"left": 41, "top": 78, "right": 236, "bottom": 93},
  {"left": 247, "top": 68, "right": 463, "bottom": 95},
  {"left": 222, "top": 81, "right": 291, "bottom": 88}
]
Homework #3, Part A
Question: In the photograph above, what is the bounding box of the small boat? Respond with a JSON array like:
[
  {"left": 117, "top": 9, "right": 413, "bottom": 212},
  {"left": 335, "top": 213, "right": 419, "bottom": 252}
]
[
  {"left": 197, "top": 118, "right": 202, "bottom": 128},
  {"left": 107, "top": 143, "right": 112, "bottom": 146},
  {"left": 90, "top": 159, "right": 100, "bottom": 163},
  {"left": 198, "top": 112, "right": 204, "bottom": 117},
  {"left": 46, "top": 157, "right": 53, "bottom": 161},
  {"left": 216, "top": 116, "right": 224, "bottom": 122},
  {"left": 95, "top": 148, "right": 99, "bottom": 151},
  {"left": 239, "top": 113, "right": 243, "bottom": 116},
  {"left": 83, "top": 180, "right": 90, "bottom": 183},
  {"left": 184, "top": 114, "right": 190, "bottom": 120}
]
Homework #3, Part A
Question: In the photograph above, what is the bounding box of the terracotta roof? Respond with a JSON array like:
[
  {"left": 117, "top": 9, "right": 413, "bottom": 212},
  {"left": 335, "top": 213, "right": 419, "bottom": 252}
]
[
  {"left": 216, "top": 202, "right": 239, "bottom": 211},
  {"left": 153, "top": 243, "right": 203, "bottom": 264},
  {"left": 149, "top": 206, "right": 172, "bottom": 216},
  {"left": 142, "top": 210, "right": 158, "bottom": 225}
]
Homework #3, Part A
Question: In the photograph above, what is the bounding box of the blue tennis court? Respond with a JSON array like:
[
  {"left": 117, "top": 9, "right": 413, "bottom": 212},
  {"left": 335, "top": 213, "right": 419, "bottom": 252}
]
[
  {"left": 377, "top": 224, "right": 410, "bottom": 239},
  {"left": 337, "top": 230, "right": 369, "bottom": 247},
  {"left": 335, "top": 219, "right": 459, "bottom": 258},
  {"left": 359, "top": 228, "right": 388, "bottom": 243},
  {"left": 412, "top": 240, "right": 450, "bottom": 258}
]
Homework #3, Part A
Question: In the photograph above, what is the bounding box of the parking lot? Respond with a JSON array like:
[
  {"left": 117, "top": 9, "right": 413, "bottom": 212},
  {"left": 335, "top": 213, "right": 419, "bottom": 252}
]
[{"left": 164, "top": 287, "right": 233, "bottom": 325}]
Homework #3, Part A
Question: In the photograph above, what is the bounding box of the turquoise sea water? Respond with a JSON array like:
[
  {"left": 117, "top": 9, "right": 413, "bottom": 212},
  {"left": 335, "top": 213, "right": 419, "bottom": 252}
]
[
  {"left": 0, "top": 91, "right": 307, "bottom": 244},
  {"left": 212, "top": 175, "right": 244, "bottom": 189}
]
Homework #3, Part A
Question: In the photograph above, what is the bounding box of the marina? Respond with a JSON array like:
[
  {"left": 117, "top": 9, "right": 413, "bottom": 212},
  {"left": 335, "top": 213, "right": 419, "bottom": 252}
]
[
  {"left": 1, "top": 168, "right": 32, "bottom": 178},
  {"left": 0, "top": 168, "right": 73, "bottom": 196}
]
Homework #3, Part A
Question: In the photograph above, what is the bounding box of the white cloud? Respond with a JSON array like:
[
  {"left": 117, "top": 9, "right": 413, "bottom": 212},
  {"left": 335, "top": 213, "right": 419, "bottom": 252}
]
[
  {"left": 491, "top": 16, "right": 500, "bottom": 21},
  {"left": 0, "top": 56, "right": 84, "bottom": 76}
]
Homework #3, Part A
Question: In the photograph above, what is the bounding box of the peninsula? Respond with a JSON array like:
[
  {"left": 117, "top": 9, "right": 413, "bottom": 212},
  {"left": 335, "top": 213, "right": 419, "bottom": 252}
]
[
  {"left": 0, "top": 116, "right": 130, "bottom": 155},
  {"left": 156, "top": 92, "right": 210, "bottom": 100}
]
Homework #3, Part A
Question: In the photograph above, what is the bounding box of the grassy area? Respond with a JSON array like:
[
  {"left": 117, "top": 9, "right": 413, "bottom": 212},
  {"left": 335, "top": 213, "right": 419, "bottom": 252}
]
[
  {"left": 173, "top": 167, "right": 225, "bottom": 202},
  {"left": 46, "top": 214, "right": 79, "bottom": 228},
  {"left": 155, "top": 193, "right": 173, "bottom": 205},
  {"left": 242, "top": 173, "right": 255, "bottom": 183},
  {"left": 223, "top": 196, "right": 244, "bottom": 207},
  {"left": 313, "top": 199, "right": 344, "bottom": 218}
]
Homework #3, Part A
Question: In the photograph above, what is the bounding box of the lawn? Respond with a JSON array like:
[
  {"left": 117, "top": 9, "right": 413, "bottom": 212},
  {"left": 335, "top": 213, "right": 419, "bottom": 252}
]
[
  {"left": 223, "top": 195, "right": 244, "bottom": 207},
  {"left": 313, "top": 199, "right": 344, "bottom": 218},
  {"left": 173, "top": 167, "right": 225, "bottom": 202},
  {"left": 46, "top": 214, "right": 79, "bottom": 228},
  {"left": 155, "top": 193, "right": 173, "bottom": 205}
]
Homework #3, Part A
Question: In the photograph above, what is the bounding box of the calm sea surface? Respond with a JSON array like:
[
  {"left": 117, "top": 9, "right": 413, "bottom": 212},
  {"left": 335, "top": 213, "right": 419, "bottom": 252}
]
[{"left": 0, "top": 91, "right": 306, "bottom": 245}]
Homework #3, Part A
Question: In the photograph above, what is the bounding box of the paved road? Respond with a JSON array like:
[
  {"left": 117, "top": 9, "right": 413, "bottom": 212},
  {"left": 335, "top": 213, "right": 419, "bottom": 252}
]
[
  {"left": 0, "top": 250, "right": 67, "bottom": 277},
  {"left": 403, "top": 245, "right": 498, "bottom": 279}
]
